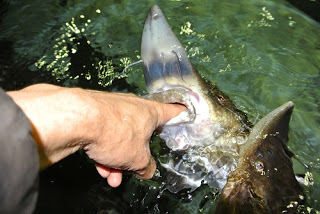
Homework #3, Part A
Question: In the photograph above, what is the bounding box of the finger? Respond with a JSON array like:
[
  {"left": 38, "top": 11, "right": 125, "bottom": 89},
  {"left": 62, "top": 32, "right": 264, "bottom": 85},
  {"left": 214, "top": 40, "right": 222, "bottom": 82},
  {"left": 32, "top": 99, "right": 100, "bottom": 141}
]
[
  {"left": 157, "top": 103, "right": 187, "bottom": 125},
  {"left": 135, "top": 157, "right": 156, "bottom": 179},
  {"left": 107, "top": 169, "right": 122, "bottom": 187},
  {"left": 95, "top": 164, "right": 111, "bottom": 178}
]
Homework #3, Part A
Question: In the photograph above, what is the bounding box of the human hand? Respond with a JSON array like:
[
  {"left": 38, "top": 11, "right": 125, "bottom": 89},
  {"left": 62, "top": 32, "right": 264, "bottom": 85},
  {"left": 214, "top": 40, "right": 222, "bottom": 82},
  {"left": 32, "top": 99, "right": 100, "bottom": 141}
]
[
  {"left": 8, "top": 84, "right": 185, "bottom": 187},
  {"left": 78, "top": 90, "right": 186, "bottom": 187}
]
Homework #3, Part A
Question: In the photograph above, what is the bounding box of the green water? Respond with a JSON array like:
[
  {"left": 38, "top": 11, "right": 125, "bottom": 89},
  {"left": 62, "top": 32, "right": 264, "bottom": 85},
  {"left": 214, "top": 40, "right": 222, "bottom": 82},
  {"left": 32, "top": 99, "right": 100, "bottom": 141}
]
[{"left": 0, "top": 0, "right": 319, "bottom": 213}]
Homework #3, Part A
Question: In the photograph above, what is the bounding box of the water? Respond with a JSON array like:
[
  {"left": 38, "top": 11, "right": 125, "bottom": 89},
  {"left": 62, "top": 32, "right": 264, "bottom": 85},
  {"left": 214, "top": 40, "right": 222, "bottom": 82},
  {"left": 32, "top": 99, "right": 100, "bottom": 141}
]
[{"left": 0, "top": 0, "right": 319, "bottom": 213}]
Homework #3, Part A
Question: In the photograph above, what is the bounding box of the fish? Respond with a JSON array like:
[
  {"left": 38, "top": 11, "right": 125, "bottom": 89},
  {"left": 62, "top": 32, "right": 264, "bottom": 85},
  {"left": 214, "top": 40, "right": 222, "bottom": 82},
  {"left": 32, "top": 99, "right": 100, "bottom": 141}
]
[
  {"left": 140, "top": 5, "right": 305, "bottom": 213},
  {"left": 141, "top": 5, "right": 251, "bottom": 192},
  {"left": 215, "top": 101, "right": 305, "bottom": 214}
]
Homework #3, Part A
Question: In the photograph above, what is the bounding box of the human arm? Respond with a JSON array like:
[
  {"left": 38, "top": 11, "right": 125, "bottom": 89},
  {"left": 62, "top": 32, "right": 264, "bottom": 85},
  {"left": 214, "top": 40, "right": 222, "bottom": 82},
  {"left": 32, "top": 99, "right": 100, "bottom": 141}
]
[{"left": 7, "top": 84, "right": 185, "bottom": 187}]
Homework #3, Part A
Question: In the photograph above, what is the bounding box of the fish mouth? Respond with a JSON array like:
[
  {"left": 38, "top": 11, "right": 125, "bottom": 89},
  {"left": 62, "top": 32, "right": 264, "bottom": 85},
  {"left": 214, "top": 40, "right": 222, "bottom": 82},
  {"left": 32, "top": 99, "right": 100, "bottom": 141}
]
[{"left": 141, "top": 5, "right": 198, "bottom": 94}]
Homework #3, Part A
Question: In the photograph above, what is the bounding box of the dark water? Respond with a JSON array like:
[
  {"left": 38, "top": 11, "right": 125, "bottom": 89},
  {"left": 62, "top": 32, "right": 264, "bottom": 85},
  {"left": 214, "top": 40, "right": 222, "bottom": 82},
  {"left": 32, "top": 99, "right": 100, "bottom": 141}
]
[{"left": 0, "top": 0, "right": 319, "bottom": 213}]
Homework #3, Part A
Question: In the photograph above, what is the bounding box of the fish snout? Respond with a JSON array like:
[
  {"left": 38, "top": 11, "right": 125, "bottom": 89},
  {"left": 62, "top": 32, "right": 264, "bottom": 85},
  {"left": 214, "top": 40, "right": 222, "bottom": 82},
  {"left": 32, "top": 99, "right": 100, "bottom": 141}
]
[{"left": 141, "top": 5, "right": 196, "bottom": 94}]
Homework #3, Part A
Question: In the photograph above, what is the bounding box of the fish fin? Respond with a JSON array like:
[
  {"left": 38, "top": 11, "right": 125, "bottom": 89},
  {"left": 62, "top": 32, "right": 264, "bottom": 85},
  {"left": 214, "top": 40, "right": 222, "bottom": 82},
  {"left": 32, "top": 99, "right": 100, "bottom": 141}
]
[{"left": 240, "top": 101, "right": 294, "bottom": 156}]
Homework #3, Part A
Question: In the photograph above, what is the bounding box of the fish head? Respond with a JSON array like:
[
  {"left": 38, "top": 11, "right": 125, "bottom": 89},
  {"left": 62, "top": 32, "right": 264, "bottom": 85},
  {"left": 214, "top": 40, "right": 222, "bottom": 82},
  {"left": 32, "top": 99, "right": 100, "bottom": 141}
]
[
  {"left": 216, "top": 101, "right": 304, "bottom": 214},
  {"left": 141, "top": 5, "right": 248, "bottom": 151},
  {"left": 141, "top": 5, "right": 217, "bottom": 151}
]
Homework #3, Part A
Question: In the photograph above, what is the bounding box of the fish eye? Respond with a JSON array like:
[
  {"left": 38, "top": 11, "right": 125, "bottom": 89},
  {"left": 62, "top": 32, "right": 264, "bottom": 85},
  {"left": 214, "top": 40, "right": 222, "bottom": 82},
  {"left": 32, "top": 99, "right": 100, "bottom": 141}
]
[
  {"left": 216, "top": 94, "right": 227, "bottom": 105},
  {"left": 255, "top": 161, "right": 264, "bottom": 172}
]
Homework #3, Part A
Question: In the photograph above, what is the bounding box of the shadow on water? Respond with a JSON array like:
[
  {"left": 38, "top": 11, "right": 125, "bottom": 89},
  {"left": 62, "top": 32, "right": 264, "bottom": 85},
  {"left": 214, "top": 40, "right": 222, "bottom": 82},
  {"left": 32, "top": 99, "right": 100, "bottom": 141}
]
[{"left": 1, "top": 0, "right": 320, "bottom": 213}]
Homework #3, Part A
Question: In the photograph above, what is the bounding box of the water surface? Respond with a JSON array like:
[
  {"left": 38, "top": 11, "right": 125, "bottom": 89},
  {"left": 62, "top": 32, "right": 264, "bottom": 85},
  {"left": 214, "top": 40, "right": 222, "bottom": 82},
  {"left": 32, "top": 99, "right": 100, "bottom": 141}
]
[{"left": 0, "top": 0, "right": 319, "bottom": 213}]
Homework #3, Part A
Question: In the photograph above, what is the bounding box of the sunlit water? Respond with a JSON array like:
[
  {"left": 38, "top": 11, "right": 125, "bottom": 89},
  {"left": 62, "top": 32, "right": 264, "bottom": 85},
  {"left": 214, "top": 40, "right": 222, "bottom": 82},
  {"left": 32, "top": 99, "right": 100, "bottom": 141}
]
[{"left": 0, "top": 0, "right": 319, "bottom": 213}]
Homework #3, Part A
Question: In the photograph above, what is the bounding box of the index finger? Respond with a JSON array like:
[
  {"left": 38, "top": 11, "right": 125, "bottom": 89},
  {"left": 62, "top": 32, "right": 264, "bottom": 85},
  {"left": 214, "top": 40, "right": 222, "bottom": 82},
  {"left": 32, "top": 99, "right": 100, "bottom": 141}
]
[{"left": 156, "top": 103, "right": 187, "bottom": 126}]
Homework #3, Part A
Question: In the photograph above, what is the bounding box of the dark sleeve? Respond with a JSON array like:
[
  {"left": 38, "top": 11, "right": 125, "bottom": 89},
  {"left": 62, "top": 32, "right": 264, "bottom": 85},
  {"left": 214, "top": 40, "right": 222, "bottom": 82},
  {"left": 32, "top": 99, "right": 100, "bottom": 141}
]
[{"left": 0, "top": 88, "right": 39, "bottom": 214}]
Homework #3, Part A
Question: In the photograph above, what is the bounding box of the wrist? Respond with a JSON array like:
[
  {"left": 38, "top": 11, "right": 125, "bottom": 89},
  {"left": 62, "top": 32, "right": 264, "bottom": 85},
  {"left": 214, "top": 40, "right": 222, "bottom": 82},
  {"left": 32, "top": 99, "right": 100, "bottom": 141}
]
[{"left": 8, "top": 84, "right": 97, "bottom": 168}]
